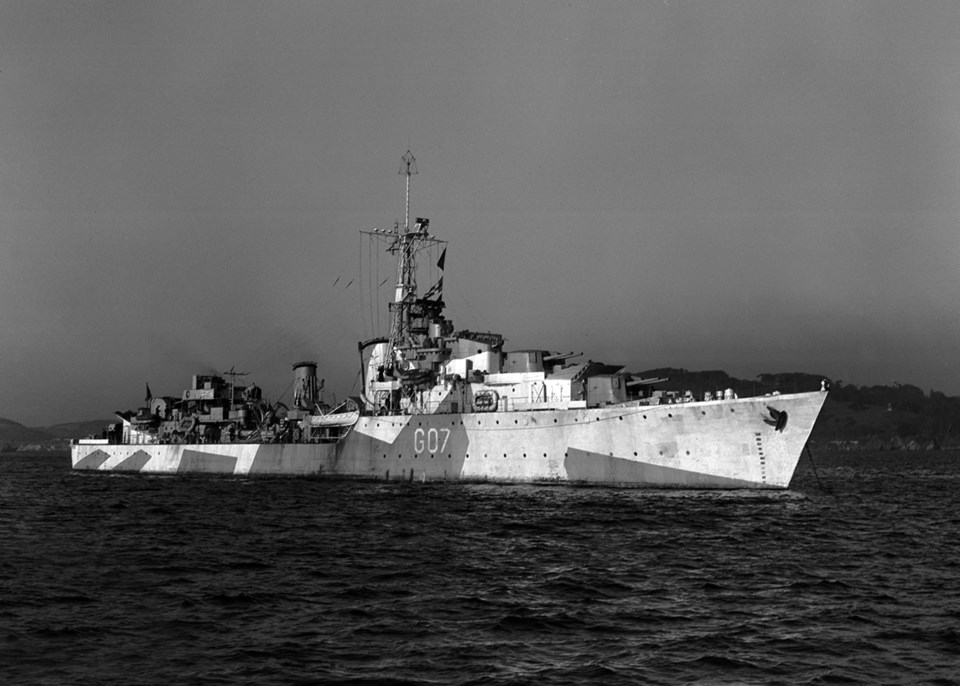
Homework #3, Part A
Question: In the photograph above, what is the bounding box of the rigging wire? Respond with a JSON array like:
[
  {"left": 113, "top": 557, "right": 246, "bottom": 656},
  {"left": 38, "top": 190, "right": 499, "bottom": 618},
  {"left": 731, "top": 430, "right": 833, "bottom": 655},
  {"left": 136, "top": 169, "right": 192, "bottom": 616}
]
[
  {"left": 225, "top": 227, "right": 446, "bottom": 406},
  {"left": 375, "top": 240, "right": 381, "bottom": 338},
  {"left": 363, "top": 235, "right": 370, "bottom": 338},
  {"left": 359, "top": 232, "right": 366, "bottom": 340},
  {"left": 349, "top": 368, "right": 361, "bottom": 395},
  {"left": 238, "top": 279, "right": 355, "bottom": 373},
  {"left": 371, "top": 232, "right": 377, "bottom": 337},
  {"left": 263, "top": 377, "right": 295, "bottom": 412}
]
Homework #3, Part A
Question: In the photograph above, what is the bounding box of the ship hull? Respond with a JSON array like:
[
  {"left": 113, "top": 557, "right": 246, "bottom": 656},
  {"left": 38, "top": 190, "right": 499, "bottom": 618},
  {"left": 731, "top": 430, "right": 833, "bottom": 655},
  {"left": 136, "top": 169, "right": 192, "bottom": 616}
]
[{"left": 71, "top": 391, "right": 826, "bottom": 488}]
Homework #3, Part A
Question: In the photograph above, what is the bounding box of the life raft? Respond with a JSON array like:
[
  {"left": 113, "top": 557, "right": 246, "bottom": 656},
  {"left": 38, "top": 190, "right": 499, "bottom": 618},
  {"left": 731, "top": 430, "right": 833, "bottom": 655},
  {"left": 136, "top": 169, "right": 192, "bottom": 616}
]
[{"left": 473, "top": 390, "right": 498, "bottom": 412}]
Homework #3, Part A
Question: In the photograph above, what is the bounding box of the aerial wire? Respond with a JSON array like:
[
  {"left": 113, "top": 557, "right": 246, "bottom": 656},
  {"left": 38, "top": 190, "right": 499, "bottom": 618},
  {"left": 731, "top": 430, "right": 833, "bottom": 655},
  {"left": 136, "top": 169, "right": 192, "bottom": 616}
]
[
  {"left": 361, "top": 232, "right": 368, "bottom": 339},
  {"left": 373, "top": 234, "right": 380, "bottom": 337}
]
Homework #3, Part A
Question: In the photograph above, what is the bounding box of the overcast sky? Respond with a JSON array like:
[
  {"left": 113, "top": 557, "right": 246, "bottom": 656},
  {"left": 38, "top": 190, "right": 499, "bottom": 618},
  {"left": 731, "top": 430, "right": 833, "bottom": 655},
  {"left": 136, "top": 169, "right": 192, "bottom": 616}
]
[{"left": 2, "top": 0, "right": 960, "bottom": 425}]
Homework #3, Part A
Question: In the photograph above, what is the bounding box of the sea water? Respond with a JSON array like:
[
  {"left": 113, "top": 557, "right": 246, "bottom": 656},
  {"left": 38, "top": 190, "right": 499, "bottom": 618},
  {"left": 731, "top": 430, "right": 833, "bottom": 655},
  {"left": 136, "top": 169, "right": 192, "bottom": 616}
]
[{"left": 1, "top": 451, "right": 958, "bottom": 685}]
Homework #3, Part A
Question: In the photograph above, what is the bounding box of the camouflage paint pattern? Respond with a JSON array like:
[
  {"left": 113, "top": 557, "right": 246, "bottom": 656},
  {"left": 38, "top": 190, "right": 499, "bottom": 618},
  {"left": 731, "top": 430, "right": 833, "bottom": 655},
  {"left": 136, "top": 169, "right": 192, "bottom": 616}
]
[{"left": 72, "top": 390, "right": 826, "bottom": 488}]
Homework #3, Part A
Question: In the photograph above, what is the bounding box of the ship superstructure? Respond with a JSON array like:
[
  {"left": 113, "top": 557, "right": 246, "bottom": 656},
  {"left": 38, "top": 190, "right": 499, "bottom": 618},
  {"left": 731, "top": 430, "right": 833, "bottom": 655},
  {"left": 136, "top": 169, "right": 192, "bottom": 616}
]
[{"left": 72, "top": 152, "right": 827, "bottom": 487}]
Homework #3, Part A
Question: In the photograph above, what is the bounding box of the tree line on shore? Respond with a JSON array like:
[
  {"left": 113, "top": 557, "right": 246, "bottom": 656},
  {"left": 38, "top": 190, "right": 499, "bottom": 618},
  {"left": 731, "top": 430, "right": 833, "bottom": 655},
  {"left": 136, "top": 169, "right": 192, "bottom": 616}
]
[
  {"left": 641, "top": 368, "right": 960, "bottom": 450},
  {"left": 4, "top": 369, "right": 960, "bottom": 452}
]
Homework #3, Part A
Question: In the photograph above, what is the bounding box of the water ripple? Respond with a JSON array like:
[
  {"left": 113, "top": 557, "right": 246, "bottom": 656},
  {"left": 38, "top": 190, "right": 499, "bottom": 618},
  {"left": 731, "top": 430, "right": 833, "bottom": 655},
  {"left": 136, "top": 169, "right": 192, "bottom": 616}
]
[{"left": 2, "top": 452, "right": 959, "bottom": 685}]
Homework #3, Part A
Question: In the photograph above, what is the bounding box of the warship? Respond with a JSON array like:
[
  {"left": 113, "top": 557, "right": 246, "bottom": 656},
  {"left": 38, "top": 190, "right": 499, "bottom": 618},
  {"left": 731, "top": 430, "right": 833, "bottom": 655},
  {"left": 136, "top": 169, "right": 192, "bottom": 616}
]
[{"left": 72, "top": 152, "right": 827, "bottom": 487}]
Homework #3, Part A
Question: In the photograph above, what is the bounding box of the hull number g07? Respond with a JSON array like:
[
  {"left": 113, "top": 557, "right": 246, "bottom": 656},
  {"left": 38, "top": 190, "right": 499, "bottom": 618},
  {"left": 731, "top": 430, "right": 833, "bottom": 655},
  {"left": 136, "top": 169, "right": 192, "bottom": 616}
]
[{"left": 414, "top": 427, "right": 451, "bottom": 454}]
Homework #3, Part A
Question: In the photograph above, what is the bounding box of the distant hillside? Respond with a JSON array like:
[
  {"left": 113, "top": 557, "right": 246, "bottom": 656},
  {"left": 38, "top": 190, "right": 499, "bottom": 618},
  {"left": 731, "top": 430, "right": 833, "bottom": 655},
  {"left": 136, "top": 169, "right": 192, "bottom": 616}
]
[
  {"left": 638, "top": 368, "right": 828, "bottom": 397},
  {"left": 1, "top": 417, "right": 110, "bottom": 452},
  {"left": 4, "top": 369, "right": 960, "bottom": 452},
  {"left": 42, "top": 420, "right": 113, "bottom": 440},
  {"left": 639, "top": 368, "right": 960, "bottom": 450},
  {"left": 0, "top": 417, "right": 51, "bottom": 445},
  {"left": 808, "top": 381, "right": 960, "bottom": 450}
]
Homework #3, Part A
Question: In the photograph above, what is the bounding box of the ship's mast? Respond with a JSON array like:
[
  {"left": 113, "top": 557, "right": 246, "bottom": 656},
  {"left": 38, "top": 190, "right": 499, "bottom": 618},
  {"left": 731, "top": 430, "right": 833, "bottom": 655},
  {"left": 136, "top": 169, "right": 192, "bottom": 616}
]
[
  {"left": 395, "top": 150, "right": 419, "bottom": 305},
  {"left": 388, "top": 151, "right": 419, "bottom": 366},
  {"left": 402, "top": 149, "right": 416, "bottom": 233}
]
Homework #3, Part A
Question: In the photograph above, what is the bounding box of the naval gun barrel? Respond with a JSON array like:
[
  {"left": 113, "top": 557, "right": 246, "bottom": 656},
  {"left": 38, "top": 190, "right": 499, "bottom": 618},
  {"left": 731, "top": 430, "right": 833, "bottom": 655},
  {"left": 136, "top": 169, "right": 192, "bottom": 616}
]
[
  {"left": 543, "top": 351, "right": 583, "bottom": 363},
  {"left": 627, "top": 376, "right": 670, "bottom": 388}
]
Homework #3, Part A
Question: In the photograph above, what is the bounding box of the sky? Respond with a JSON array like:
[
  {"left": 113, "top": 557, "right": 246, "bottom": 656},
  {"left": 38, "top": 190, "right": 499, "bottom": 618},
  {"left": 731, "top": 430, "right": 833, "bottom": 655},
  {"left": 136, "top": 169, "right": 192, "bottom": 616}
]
[{"left": 2, "top": 0, "right": 960, "bottom": 426}]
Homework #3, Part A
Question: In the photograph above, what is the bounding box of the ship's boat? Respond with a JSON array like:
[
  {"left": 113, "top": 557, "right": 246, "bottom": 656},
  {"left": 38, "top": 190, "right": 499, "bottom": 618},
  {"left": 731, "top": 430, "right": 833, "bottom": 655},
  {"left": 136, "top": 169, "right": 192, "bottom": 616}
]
[
  {"left": 72, "top": 152, "right": 827, "bottom": 487},
  {"left": 308, "top": 401, "right": 360, "bottom": 428}
]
